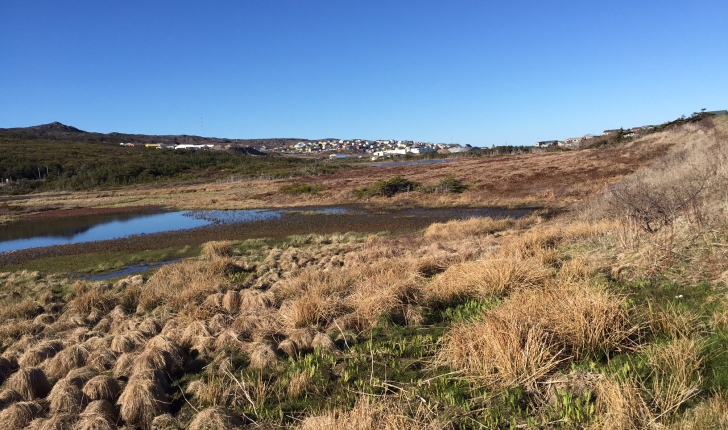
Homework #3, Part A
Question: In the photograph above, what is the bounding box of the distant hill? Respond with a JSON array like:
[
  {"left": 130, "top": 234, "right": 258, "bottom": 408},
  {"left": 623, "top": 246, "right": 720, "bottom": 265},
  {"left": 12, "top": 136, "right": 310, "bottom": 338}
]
[{"left": 0, "top": 122, "right": 309, "bottom": 151}]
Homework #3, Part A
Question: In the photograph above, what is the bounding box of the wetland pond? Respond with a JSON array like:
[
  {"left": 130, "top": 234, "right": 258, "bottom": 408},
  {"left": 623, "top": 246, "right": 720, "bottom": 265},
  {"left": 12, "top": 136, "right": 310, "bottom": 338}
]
[{"left": 0, "top": 206, "right": 533, "bottom": 268}]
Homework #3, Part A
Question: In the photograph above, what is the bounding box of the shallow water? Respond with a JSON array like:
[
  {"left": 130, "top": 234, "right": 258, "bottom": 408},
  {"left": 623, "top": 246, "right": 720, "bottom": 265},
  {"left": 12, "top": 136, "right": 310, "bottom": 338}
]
[
  {"left": 0, "top": 206, "right": 534, "bottom": 266},
  {"left": 0, "top": 208, "right": 351, "bottom": 254}
]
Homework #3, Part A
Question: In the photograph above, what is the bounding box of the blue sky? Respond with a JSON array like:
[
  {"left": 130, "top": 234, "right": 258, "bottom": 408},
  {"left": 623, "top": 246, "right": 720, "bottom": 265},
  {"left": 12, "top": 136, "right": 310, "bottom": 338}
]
[{"left": 1, "top": 1, "right": 726, "bottom": 146}]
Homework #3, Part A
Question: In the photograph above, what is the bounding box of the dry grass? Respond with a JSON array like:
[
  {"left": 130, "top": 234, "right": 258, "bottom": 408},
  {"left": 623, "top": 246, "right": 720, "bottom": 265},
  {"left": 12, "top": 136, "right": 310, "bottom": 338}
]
[
  {"left": 646, "top": 337, "right": 704, "bottom": 417},
  {"left": 18, "top": 340, "right": 63, "bottom": 368},
  {"left": 117, "top": 374, "right": 169, "bottom": 429},
  {"left": 200, "top": 241, "right": 233, "bottom": 261},
  {"left": 594, "top": 377, "right": 653, "bottom": 430},
  {"left": 0, "top": 401, "right": 44, "bottom": 430},
  {"left": 298, "top": 396, "right": 449, "bottom": 430},
  {"left": 48, "top": 377, "right": 87, "bottom": 414},
  {"left": 44, "top": 344, "right": 89, "bottom": 379},
  {"left": 4, "top": 367, "right": 51, "bottom": 400},
  {"left": 188, "top": 406, "right": 245, "bottom": 430},
  {"left": 426, "top": 256, "right": 549, "bottom": 304},
  {"left": 83, "top": 375, "right": 122, "bottom": 402},
  {"left": 438, "top": 281, "right": 635, "bottom": 389},
  {"left": 140, "top": 259, "right": 234, "bottom": 312},
  {"left": 671, "top": 392, "right": 728, "bottom": 430},
  {"left": 68, "top": 289, "right": 117, "bottom": 316},
  {"left": 423, "top": 216, "right": 515, "bottom": 241}
]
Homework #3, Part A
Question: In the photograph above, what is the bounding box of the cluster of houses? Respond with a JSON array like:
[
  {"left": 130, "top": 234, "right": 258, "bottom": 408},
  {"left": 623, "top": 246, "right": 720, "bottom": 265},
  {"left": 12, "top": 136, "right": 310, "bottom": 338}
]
[
  {"left": 534, "top": 125, "right": 658, "bottom": 148},
  {"left": 119, "top": 143, "right": 216, "bottom": 150},
  {"left": 284, "top": 139, "right": 472, "bottom": 159}
]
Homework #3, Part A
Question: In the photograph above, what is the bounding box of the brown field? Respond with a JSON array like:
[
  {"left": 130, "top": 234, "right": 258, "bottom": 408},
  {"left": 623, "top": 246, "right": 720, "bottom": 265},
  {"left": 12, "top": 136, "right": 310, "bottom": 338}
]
[{"left": 0, "top": 121, "right": 695, "bottom": 224}]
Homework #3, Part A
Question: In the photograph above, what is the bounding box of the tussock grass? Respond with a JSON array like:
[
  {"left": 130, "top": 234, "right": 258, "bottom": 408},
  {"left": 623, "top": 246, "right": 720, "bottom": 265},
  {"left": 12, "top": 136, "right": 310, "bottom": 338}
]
[
  {"left": 4, "top": 367, "right": 51, "bottom": 400},
  {"left": 0, "top": 401, "right": 43, "bottom": 430},
  {"left": 140, "top": 258, "right": 237, "bottom": 311},
  {"left": 424, "top": 216, "right": 515, "bottom": 241},
  {"left": 595, "top": 376, "right": 653, "bottom": 430},
  {"left": 117, "top": 374, "right": 169, "bottom": 429},
  {"left": 48, "top": 377, "right": 87, "bottom": 414},
  {"left": 18, "top": 340, "right": 63, "bottom": 368},
  {"left": 83, "top": 375, "right": 122, "bottom": 402},
  {"left": 426, "top": 256, "right": 549, "bottom": 304},
  {"left": 188, "top": 406, "right": 245, "bottom": 430},
  {"left": 0, "top": 389, "right": 22, "bottom": 410},
  {"left": 44, "top": 344, "right": 89, "bottom": 379},
  {"left": 200, "top": 241, "right": 233, "bottom": 261},
  {"left": 438, "top": 281, "right": 635, "bottom": 388},
  {"left": 298, "top": 397, "right": 448, "bottom": 430}
]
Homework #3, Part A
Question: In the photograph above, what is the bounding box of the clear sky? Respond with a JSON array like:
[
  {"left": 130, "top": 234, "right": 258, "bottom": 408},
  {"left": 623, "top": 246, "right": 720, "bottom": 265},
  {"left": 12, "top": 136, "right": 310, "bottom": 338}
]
[{"left": 1, "top": 1, "right": 726, "bottom": 146}]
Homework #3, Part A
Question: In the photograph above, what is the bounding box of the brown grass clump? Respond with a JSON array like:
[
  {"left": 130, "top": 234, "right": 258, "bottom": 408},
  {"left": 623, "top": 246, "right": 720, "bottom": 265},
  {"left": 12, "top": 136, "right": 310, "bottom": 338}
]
[
  {"left": 112, "top": 352, "right": 139, "bottom": 379},
  {"left": 426, "top": 256, "right": 549, "bottom": 304},
  {"left": 74, "top": 413, "right": 116, "bottom": 430},
  {"left": 0, "top": 389, "right": 23, "bottom": 409},
  {"left": 44, "top": 344, "right": 89, "bottom": 379},
  {"left": 311, "top": 332, "right": 338, "bottom": 355},
  {"left": 33, "top": 314, "right": 55, "bottom": 325},
  {"left": 4, "top": 367, "right": 51, "bottom": 400},
  {"left": 32, "top": 413, "right": 80, "bottom": 430},
  {"left": 150, "top": 413, "right": 180, "bottom": 429},
  {"left": 138, "top": 318, "right": 161, "bottom": 337},
  {"left": 672, "top": 392, "right": 728, "bottom": 429},
  {"left": 86, "top": 347, "right": 118, "bottom": 373},
  {"left": 276, "top": 268, "right": 354, "bottom": 328},
  {"left": 238, "top": 289, "right": 274, "bottom": 312},
  {"left": 140, "top": 259, "right": 234, "bottom": 312},
  {"left": 69, "top": 289, "right": 117, "bottom": 316},
  {"left": 188, "top": 406, "right": 245, "bottom": 430},
  {"left": 221, "top": 290, "right": 240, "bottom": 312},
  {"left": 143, "top": 336, "right": 185, "bottom": 373},
  {"left": 423, "top": 216, "right": 515, "bottom": 241},
  {"left": 200, "top": 241, "right": 233, "bottom": 261},
  {"left": 66, "top": 367, "right": 98, "bottom": 387},
  {"left": 297, "top": 397, "right": 447, "bottom": 430},
  {"left": 0, "top": 401, "right": 44, "bottom": 430},
  {"left": 249, "top": 343, "right": 277, "bottom": 369},
  {"left": 438, "top": 282, "right": 635, "bottom": 389},
  {"left": 18, "top": 340, "right": 63, "bottom": 367},
  {"left": 647, "top": 337, "right": 704, "bottom": 417},
  {"left": 594, "top": 377, "right": 652, "bottom": 430},
  {"left": 49, "top": 377, "right": 87, "bottom": 414},
  {"left": 117, "top": 374, "right": 169, "bottom": 429},
  {"left": 83, "top": 375, "right": 122, "bottom": 402},
  {"left": 110, "top": 334, "right": 138, "bottom": 354}
]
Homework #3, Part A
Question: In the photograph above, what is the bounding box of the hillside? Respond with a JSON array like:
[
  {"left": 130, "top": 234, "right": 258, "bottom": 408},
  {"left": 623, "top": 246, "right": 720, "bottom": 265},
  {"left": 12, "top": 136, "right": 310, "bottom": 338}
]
[{"left": 0, "top": 122, "right": 308, "bottom": 150}]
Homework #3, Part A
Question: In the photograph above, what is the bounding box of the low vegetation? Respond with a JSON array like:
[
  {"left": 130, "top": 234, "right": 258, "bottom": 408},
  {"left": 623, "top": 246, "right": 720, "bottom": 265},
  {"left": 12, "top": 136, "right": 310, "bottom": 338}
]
[
  {"left": 0, "top": 118, "right": 727, "bottom": 427},
  {"left": 279, "top": 183, "right": 322, "bottom": 195}
]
